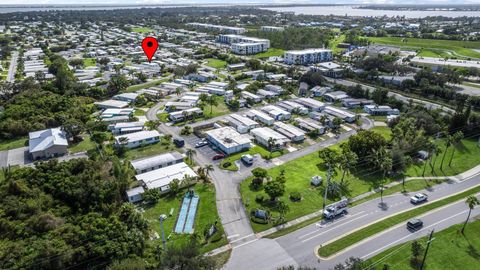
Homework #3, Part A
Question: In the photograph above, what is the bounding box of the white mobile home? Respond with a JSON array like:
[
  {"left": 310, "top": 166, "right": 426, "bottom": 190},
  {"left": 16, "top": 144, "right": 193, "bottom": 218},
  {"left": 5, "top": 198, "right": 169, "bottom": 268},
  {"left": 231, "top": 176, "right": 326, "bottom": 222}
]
[
  {"left": 250, "top": 127, "right": 289, "bottom": 150},
  {"left": 130, "top": 152, "right": 184, "bottom": 174},
  {"left": 261, "top": 105, "right": 292, "bottom": 121},
  {"left": 114, "top": 130, "right": 162, "bottom": 149},
  {"left": 273, "top": 122, "right": 305, "bottom": 142},
  {"left": 246, "top": 109, "right": 275, "bottom": 126},
  {"left": 225, "top": 114, "right": 260, "bottom": 134}
]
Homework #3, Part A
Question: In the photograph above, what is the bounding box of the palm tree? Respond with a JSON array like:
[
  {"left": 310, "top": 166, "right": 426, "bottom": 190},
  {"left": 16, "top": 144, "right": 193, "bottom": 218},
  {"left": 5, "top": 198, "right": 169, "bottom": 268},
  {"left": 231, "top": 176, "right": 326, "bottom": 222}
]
[
  {"left": 267, "top": 137, "right": 277, "bottom": 158},
  {"left": 448, "top": 131, "right": 464, "bottom": 167},
  {"left": 185, "top": 148, "right": 196, "bottom": 165},
  {"left": 339, "top": 144, "right": 358, "bottom": 184},
  {"left": 276, "top": 200, "right": 290, "bottom": 223},
  {"left": 175, "top": 87, "right": 182, "bottom": 96},
  {"left": 439, "top": 135, "right": 452, "bottom": 171},
  {"left": 430, "top": 144, "right": 442, "bottom": 175},
  {"left": 422, "top": 139, "right": 435, "bottom": 177},
  {"left": 182, "top": 110, "right": 189, "bottom": 123},
  {"left": 462, "top": 196, "right": 479, "bottom": 234},
  {"left": 372, "top": 146, "right": 392, "bottom": 203},
  {"left": 204, "top": 164, "right": 214, "bottom": 177},
  {"left": 206, "top": 95, "right": 218, "bottom": 116}
]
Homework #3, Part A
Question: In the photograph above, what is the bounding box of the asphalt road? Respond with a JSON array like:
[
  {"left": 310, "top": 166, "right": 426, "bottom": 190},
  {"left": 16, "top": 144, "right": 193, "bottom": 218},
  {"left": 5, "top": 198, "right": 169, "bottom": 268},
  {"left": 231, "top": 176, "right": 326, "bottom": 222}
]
[
  {"left": 325, "top": 78, "right": 455, "bottom": 114},
  {"left": 225, "top": 172, "right": 480, "bottom": 270},
  {"left": 6, "top": 51, "right": 18, "bottom": 82},
  {"left": 145, "top": 99, "right": 375, "bottom": 248}
]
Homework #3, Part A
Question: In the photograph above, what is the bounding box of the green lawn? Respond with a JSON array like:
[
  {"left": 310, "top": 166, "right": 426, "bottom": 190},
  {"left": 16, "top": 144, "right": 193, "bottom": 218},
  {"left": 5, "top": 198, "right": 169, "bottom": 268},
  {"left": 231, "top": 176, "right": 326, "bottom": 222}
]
[
  {"left": 0, "top": 137, "right": 28, "bottom": 151},
  {"left": 318, "top": 184, "right": 480, "bottom": 257},
  {"left": 134, "top": 109, "right": 146, "bottom": 116},
  {"left": 240, "top": 126, "right": 480, "bottom": 232},
  {"left": 370, "top": 126, "right": 392, "bottom": 141},
  {"left": 367, "top": 37, "right": 480, "bottom": 59},
  {"left": 253, "top": 48, "right": 285, "bottom": 59},
  {"left": 205, "top": 58, "right": 227, "bottom": 69},
  {"left": 158, "top": 112, "right": 170, "bottom": 123},
  {"left": 406, "top": 139, "right": 480, "bottom": 178},
  {"left": 142, "top": 184, "right": 228, "bottom": 253},
  {"left": 131, "top": 27, "right": 154, "bottom": 33},
  {"left": 329, "top": 34, "right": 346, "bottom": 54},
  {"left": 220, "top": 146, "right": 285, "bottom": 171},
  {"left": 126, "top": 78, "right": 169, "bottom": 93},
  {"left": 83, "top": 58, "right": 96, "bottom": 67},
  {"left": 203, "top": 95, "right": 231, "bottom": 118},
  {"left": 368, "top": 220, "right": 480, "bottom": 270},
  {"left": 124, "top": 139, "right": 180, "bottom": 160},
  {"left": 68, "top": 134, "right": 96, "bottom": 153}
]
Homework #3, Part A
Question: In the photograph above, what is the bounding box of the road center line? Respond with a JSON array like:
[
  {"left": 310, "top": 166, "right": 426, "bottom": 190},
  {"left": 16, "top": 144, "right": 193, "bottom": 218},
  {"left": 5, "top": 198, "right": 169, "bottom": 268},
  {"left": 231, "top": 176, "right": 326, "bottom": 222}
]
[
  {"left": 301, "top": 213, "right": 370, "bottom": 243},
  {"left": 298, "top": 211, "right": 366, "bottom": 239}
]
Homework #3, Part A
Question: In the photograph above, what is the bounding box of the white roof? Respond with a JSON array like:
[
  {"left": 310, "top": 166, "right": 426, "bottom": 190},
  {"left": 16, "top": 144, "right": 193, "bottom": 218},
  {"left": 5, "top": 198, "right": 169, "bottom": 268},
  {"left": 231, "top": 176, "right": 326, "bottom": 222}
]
[
  {"left": 130, "top": 152, "right": 184, "bottom": 172},
  {"left": 286, "top": 48, "right": 332, "bottom": 55},
  {"left": 274, "top": 122, "right": 305, "bottom": 137},
  {"left": 126, "top": 186, "right": 145, "bottom": 197},
  {"left": 114, "top": 93, "right": 139, "bottom": 100},
  {"left": 95, "top": 99, "right": 129, "bottom": 108},
  {"left": 250, "top": 127, "right": 289, "bottom": 143},
  {"left": 29, "top": 128, "right": 68, "bottom": 153},
  {"left": 206, "top": 127, "right": 251, "bottom": 148},
  {"left": 136, "top": 162, "right": 197, "bottom": 190},
  {"left": 115, "top": 130, "right": 161, "bottom": 143},
  {"left": 324, "top": 106, "right": 356, "bottom": 118}
]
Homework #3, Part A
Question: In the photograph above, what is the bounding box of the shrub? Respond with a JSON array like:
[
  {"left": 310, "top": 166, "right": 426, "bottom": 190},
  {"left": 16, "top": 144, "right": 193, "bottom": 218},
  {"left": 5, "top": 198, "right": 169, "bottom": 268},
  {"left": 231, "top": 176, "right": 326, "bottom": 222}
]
[
  {"left": 222, "top": 162, "right": 232, "bottom": 168},
  {"left": 255, "top": 194, "right": 264, "bottom": 203},
  {"left": 251, "top": 177, "right": 263, "bottom": 190},
  {"left": 289, "top": 192, "right": 302, "bottom": 202},
  {"left": 209, "top": 227, "right": 224, "bottom": 242}
]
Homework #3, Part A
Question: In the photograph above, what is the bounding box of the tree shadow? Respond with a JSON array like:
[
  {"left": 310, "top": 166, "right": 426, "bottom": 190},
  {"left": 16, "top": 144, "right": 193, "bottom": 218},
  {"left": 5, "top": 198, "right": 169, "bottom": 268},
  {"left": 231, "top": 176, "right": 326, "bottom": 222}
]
[
  {"left": 378, "top": 202, "right": 389, "bottom": 211},
  {"left": 467, "top": 244, "right": 480, "bottom": 260}
]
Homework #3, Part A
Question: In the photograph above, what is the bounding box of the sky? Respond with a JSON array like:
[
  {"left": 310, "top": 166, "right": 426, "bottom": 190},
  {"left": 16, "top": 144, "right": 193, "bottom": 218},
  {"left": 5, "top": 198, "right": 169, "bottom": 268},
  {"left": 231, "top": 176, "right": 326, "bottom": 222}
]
[{"left": 0, "top": 0, "right": 479, "bottom": 6}]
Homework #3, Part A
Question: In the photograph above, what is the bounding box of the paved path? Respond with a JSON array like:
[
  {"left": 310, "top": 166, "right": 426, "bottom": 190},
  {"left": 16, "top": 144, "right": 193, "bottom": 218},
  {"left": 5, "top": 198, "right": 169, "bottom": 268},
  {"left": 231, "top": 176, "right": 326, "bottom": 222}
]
[
  {"left": 146, "top": 99, "right": 375, "bottom": 248},
  {"left": 6, "top": 51, "right": 18, "bottom": 82},
  {"left": 224, "top": 166, "right": 480, "bottom": 270}
]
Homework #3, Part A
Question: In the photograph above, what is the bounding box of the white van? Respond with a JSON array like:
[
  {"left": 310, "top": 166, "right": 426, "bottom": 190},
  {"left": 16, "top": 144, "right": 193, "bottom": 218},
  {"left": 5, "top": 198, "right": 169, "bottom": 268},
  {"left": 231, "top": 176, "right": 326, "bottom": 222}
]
[{"left": 241, "top": 154, "right": 254, "bottom": 165}]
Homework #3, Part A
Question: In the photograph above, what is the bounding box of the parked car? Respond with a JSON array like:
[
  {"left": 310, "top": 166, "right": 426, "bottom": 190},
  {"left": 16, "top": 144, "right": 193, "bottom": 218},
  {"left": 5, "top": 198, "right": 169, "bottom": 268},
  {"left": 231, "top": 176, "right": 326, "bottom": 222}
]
[
  {"left": 173, "top": 138, "right": 185, "bottom": 148},
  {"left": 241, "top": 154, "right": 254, "bottom": 165},
  {"left": 410, "top": 193, "right": 428, "bottom": 204},
  {"left": 407, "top": 218, "right": 423, "bottom": 231},
  {"left": 212, "top": 153, "right": 225, "bottom": 160},
  {"left": 195, "top": 139, "right": 209, "bottom": 148}
]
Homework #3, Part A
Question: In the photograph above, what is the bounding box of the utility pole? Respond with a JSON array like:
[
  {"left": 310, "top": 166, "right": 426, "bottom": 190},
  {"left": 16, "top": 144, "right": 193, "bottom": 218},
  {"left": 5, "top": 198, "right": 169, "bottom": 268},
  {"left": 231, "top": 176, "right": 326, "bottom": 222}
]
[
  {"left": 323, "top": 166, "right": 332, "bottom": 212},
  {"left": 420, "top": 229, "right": 435, "bottom": 270},
  {"left": 159, "top": 214, "right": 167, "bottom": 250}
]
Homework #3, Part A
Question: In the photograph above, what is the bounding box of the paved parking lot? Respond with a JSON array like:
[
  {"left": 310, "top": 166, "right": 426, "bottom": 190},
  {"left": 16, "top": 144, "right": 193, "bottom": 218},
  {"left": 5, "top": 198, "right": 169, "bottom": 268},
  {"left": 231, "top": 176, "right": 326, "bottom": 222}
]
[{"left": 183, "top": 134, "right": 222, "bottom": 163}]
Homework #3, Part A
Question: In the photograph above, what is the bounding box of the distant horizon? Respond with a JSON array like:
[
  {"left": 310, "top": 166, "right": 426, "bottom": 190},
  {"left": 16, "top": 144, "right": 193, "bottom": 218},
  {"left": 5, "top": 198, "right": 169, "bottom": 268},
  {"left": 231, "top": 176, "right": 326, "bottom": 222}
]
[{"left": 1, "top": 1, "right": 479, "bottom": 7}]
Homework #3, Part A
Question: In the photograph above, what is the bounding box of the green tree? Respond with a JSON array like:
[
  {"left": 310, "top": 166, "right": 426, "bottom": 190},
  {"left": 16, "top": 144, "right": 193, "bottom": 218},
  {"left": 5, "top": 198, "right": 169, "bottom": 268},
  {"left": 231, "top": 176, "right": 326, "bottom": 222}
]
[
  {"left": 107, "top": 74, "right": 129, "bottom": 96},
  {"left": 158, "top": 238, "right": 215, "bottom": 269},
  {"left": 276, "top": 200, "right": 290, "bottom": 223},
  {"left": 185, "top": 148, "right": 196, "bottom": 164},
  {"left": 462, "top": 195, "right": 480, "bottom": 234},
  {"left": 339, "top": 144, "right": 358, "bottom": 184},
  {"left": 206, "top": 95, "right": 218, "bottom": 115},
  {"left": 264, "top": 180, "right": 285, "bottom": 201}
]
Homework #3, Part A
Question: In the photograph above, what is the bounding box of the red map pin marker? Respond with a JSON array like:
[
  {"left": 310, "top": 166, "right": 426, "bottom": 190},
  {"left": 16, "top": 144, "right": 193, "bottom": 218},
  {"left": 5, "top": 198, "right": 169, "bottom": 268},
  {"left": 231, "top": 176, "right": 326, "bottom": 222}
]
[{"left": 141, "top": 37, "right": 158, "bottom": 62}]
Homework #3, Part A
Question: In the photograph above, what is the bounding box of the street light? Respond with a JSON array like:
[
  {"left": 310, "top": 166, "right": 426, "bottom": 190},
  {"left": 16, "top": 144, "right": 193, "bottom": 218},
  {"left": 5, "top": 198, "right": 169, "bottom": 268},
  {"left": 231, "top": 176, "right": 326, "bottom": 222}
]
[{"left": 159, "top": 214, "right": 167, "bottom": 250}]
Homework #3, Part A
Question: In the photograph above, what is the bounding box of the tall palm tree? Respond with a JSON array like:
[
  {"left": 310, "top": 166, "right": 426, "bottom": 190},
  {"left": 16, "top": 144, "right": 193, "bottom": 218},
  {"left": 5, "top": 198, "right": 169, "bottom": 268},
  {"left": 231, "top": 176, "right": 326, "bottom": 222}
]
[
  {"left": 185, "top": 148, "right": 196, "bottom": 165},
  {"left": 372, "top": 147, "right": 392, "bottom": 203},
  {"left": 204, "top": 164, "right": 214, "bottom": 177},
  {"left": 462, "top": 196, "right": 479, "bottom": 234},
  {"left": 422, "top": 139, "right": 435, "bottom": 177},
  {"left": 448, "top": 131, "right": 464, "bottom": 167},
  {"left": 339, "top": 144, "right": 358, "bottom": 184},
  {"left": 267, "top": 137, "right": 278, "bottom": 158},
  {"left": 207, "top": 95, "right": 218, "bottom": 116},
  {"left": 430, "top": 143, "right": 441, "bottom": 175},
  {"left": 439, "top": 135, "right": 452, "bottom": 171}
]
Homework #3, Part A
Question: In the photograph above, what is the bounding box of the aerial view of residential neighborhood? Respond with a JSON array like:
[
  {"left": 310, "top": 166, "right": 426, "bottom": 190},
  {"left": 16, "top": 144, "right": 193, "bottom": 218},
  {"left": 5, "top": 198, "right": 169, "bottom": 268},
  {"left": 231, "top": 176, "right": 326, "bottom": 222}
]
[{"left": 1, "top": 1, "right": 480, "bottom": 269}]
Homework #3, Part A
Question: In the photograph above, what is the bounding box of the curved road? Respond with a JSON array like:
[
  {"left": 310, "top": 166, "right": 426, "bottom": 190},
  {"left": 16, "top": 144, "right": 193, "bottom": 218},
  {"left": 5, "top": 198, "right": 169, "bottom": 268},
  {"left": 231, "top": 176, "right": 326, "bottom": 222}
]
[
  {"left": 146, "top": 100, "right": 374, "bottom": 248},
  {"left": 225, "top": 170, "right": 480, "bottom": 269}
]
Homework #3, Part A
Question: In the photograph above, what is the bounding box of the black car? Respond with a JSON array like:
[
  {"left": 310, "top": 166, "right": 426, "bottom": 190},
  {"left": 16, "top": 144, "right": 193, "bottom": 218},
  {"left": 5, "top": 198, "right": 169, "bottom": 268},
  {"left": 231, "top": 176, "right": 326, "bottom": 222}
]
[
  {"left": 173, "top": 138, "right": 185, "bottom": 148},
  {"left": 407, "top": 218, "right": 423, "bottom": 231}
]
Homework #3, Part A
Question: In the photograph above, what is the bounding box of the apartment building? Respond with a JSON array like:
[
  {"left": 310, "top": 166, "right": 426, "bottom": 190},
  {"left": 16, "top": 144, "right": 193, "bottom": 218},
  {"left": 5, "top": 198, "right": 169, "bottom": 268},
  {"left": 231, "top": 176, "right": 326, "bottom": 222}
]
[{"left": 284, "top": 49, "right": 333, "bottom": 65}]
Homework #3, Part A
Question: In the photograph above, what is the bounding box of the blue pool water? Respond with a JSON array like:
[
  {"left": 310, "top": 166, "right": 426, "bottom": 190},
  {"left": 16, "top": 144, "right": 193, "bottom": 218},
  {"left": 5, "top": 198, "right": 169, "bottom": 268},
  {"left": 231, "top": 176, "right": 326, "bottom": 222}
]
[{"left": 174, "top": 195, "right": 192, "bottom": 233}]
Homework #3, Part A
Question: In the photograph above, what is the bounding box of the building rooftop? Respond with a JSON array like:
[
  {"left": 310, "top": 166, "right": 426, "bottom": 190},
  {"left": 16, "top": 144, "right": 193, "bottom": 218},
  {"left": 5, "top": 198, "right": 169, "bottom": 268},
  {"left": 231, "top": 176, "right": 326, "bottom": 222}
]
[
  {"left": 206, "top": 127, "right": 251, "bottom": 148},
  {"left": 29, "top": 128, "right": 68, "bottom": 153},
  {"left": 136, "top": 162, "right": 197, "bottom": 190},
  {"left": 130, "top": 152, "right": 184, "bottom": 172}
]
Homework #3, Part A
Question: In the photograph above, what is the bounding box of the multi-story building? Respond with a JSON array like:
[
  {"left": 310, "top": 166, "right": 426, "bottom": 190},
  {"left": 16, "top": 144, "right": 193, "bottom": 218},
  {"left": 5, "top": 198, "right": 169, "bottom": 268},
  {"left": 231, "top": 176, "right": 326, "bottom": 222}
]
[
  {"left": 284, "top": 49, "right": 333, "bottom": 65},
  {"left": 186, "top": 23, "right": 245, "bottom": 34},
  {"left": 260, "top": 26, "right": 285, "bottom": 32},
  {"left": 217, "top": 34, "right": 270, "bottom": 55}
]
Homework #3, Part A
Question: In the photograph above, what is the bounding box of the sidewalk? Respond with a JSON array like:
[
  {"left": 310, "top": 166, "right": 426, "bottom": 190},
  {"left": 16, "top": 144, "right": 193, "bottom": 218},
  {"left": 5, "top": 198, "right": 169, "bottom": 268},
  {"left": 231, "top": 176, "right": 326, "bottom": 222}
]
[{"left": 207, "top": 164, "right": 480, "bottom": 256}]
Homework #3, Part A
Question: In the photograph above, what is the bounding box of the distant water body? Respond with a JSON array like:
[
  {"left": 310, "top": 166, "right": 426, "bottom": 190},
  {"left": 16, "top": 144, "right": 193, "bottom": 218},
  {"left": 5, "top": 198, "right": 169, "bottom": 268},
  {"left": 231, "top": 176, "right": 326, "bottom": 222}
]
[
  {"left": 262, "top": 5, "right": 480, "bottom": 18},
  {"left": 0, "top": 4, "right": 479, "bottom": 18}
]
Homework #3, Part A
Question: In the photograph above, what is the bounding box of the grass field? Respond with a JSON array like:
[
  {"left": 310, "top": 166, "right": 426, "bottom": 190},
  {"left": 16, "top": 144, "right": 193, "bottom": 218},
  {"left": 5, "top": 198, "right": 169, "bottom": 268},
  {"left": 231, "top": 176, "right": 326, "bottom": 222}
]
[
  {"left": 329, "top": 34, "right": 346, "bottom": 54},
  {"left": 0, "top": 137, "right": 28, "bottom": 151},
  {"left": 68, "top": 134, "right": 96, "bottom": 153},
  {"left": 124, "top": 139, "right": 180, "bottom": 160},
  {"left": 205, "top": 58, "right": 227, "bottom": 69},
  {"left": 83, "top": 58, "right": 97, "bottom": 67},
  {"left": 318, "top": 184, "right": 480, "bottom": 257},
  {"left": 220, "top": 146, "right": 285, "bottom": 171},
  {"left": 240, "top": 125, "right": 479, "bottom": 232},
  {"left": 125, "top": 78, "right": 169, "bottom": 92},
  {"left": 253, "top": 48, "right": 285, "bottom": 59},
  {"left": 367, "top": 37, "right": 480, "bottom": 59},
  {"left": 142, "top": 184, "right": 228, "bottom": 253},
  {"left": 203, "top": 95, "right": 231, "bottom": 118},
  {"left": 131, "top": 27, "right": 153, "bottom": 33},
  {"left": 368, "top": 220, "right": 480, "bottom": 270},
  {"left": 406, "top": 139, "right": 480, "bottom": 178}
]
